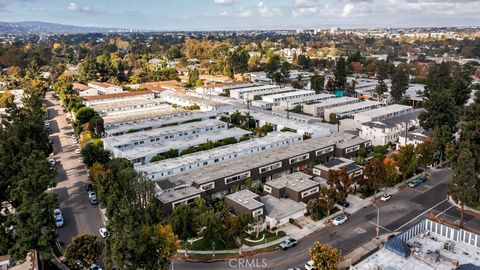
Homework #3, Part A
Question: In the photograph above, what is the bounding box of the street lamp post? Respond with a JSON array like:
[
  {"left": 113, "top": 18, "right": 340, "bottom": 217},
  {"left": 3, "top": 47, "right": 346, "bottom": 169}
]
[{"left": 373, "top": 203, "right": 380, "bottom": 239}]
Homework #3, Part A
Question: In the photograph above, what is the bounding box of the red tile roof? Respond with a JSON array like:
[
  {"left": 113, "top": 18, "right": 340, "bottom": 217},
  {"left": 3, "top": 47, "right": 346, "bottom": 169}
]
[{"left": 82, "top": 90, "right": 153, "bottom": 101}]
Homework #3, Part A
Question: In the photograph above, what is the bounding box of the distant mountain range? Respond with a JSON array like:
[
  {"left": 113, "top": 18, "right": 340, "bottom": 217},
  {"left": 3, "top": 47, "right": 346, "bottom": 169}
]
[{"left": 0, "top": 21, "right": 133, "bottom": 34}]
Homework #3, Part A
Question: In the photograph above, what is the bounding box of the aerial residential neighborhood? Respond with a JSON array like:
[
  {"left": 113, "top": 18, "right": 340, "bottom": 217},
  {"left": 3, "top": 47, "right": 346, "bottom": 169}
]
[{"left": 0, "top": 1, "right": 480, "bottom": 270}]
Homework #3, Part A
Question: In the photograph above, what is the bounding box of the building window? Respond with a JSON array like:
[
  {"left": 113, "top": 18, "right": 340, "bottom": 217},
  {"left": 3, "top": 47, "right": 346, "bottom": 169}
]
[
  {"left": 301, "top": 187, "right": 319, "bottom": 198},
  {"left": 259, "top": 162, "right": 282, "bottom": 173},
  {"left": 365, "top": 141, "right": 372, "bottom": 147},
  {"left": 345, "top": 145, "right": 360, "bottom": 154},
  {"left": 289, "top": 153, "right": 310, "bottom": 164},
  {"left": 252, "top": 208, "right": 263, "bottom": 217},
  {"left": 315, "top": 146, "right": 334, "bottom": 156},
  {"left": 224, "top": 171, "right": 251, "bottom": 185},
  {"left": 264, "top": 185, "right": 272, "bottom": 193},
  {"left": 200, "top": 182, "right": 215, "bottom": 191}
]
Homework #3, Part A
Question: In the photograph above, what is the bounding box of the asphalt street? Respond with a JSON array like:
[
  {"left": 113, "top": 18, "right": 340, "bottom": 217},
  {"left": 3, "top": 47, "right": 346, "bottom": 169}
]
[
  {"left": 46, "top": 92, "right": 105, "bottom": 250},
  {"left": 173, "top": 167, "right": 480, "bottom": 270}
]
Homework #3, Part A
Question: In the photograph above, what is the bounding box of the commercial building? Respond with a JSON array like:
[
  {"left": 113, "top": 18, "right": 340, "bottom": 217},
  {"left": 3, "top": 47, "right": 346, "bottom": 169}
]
[
  {"left": 303, "top": 97, "right": 360, "bottom": 117},
  {"left": 263, "top": 172, "right": 320, "bottom": 203},
  {"left": 261, "top": 90, "right": 315, "bottom": 107},
  {"left": 324, "top": 100, "right": 381, "bottom": 122},
  {"left": 312, "top": 157, "right": 364, "bottom": 182},
  {"left": 225, "top": 190, "right": 265, "bottom": 220},
  {"left": 137, "top": 132, "right": 303, "bottom": 180},
  {"left": 360, "top": 109, "right": 424, "bottom": 146},
  {"left": 353, "top": 104, "right": 413, "bottom": 123},
  {"left": 103, "top": 109, "right": 217, "bottom": 137},
  {"left": 352, "top": 219, "right": 480, "bottom": 270}
]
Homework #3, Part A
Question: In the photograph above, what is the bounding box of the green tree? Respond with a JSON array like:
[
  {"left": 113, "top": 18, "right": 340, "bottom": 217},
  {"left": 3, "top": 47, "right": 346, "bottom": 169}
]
[
  {"left": 311, "top": 75, "right": 325, "bottom": 94},
  {"left": 76, "top": 107, "right": 96, "bottom": 126},
  {"left": 280, "top": 61, "right": 291, "bottom": 85},
  {"left": 419, "top": 89, "right": 458, "bottom": 131},
  {"left": 139, "top": 224, "right": 180, "bottom": 270},
  {"left": 309, "top": 241, "right": 342, "bottom": 270},
  {"left": 327, "top": 169, "right": 352, "bottom": 212},
  {"left": 165, "top": 46, "right": 182, "bottom": 60},
  {"left": 395, "top": 144, "right": 418, "bottom": 182},
  {"left": 265, "top": 55, "right": 281, "bottom": 80},
  {"left": 449, "top": 148, "right": 479, "bottom": 227},
  {"left": 65, "top": 234, "right": 105, "bottom": 270},
  {"left": 188, "top": 68, "right": 200, "bottom": 87},
  {"left": 391, "top": 66, "right": 409, "bottom": 103},
  {"left": 202, "top": 209, "right": 224, "bottom": 251},
  {"left": 81, "top": 140, "right": 110, "bottom": 167},
  {"left": 416, "top": 140, "right": 436, "bottom": 175},
  {"left": 432, "top": 125, "right": 453, "bottom": 161},
  {"left": 363, "top": 158, "right": 387, "bottom": 200},
  {"left": 170, "top": 204, "right": 199, "bottom": 241},
  {"left": 88, "top": 115, "right": 105, "bottom": 138},
  {"left": 79, "top": 55, "right": 98, "bottom": 83},
  {"left": 334, "top": 57, "right": 347, "bottom": 90}
]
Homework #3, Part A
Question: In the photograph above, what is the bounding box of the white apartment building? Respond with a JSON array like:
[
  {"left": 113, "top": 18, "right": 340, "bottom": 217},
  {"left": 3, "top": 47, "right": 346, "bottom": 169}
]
[
  {"left": 359, "top": 109, "right": 423, "bottom": 146},
  {"left": 137, "top": 132, "right": 303, "bottom": 180},
  {"left": 353, "top": 104, "right": 413, "bottom": 123},
  {"left": 87, "top": 82, "right": 123, "bottom": 95},
  {"left": 196, "top": 82, "right": 257, "bottom": 96},
  {"left": 303, "top": 97, "right": 360, "bottom": 117},
  {"left": 261, "top": 90, "right": 316, "bottom": 107},
  {"left": 277, "top": 93, "right": 335, "bottom": 108},
  {"left": 324, "top": 100, "right": 381, "bottom": 122},
  {"left": 229, "top": 85, "right": 281, "bottom": 100},
  {"left": 161, "top": 92, "right": 225, "bottom": 111},
  {"left": 103, "top": 119, "right": 227, "bottom": 151},
  {"left": 90, "top": 99, "right": 166, "bottom": 115}
]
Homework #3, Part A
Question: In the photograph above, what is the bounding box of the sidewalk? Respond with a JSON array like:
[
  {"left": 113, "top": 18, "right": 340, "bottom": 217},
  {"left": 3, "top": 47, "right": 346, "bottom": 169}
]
[{"left": 177, "top": 236, "right": 288, "bottom": 255}]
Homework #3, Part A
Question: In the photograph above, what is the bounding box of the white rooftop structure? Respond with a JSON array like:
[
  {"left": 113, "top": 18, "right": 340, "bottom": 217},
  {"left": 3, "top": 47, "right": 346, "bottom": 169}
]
[
  {"left": 353, "top": 104, "right": 413, "bottom": 123},
  {"left": 103, "top": 119, "right": 227, "bottom": 149},
  {"left": 229, "top": 84, "right": 281, "bottom": 100},
  {"left": 226, "top": 190, "right": 264, "bottom": 211},
  {"left": 90, "top": 99, "right": 166, "bottom": 115},
  {"left": 303, "top": 97, "right": 360, "bottom": 117},
  {"left": 113, "top": 128, "right": 251, "bottom": 165},
  {"left": 324, "top": 100, "right": 382, "bottom": 122},
  {"left": 137, "top": 131, "right": 303, "bottom": 180},
  {"left": 161, "top": 92, "right": 228, "bottom": 111},
  {"left": 261, "top": 89, "right": 316, "bottom": 106},
  {"left": 277, "top": 93, "right": 335, "bottom": 107},
  {"left": 104, "top": 110, "right": 219, "bottom": 137}
]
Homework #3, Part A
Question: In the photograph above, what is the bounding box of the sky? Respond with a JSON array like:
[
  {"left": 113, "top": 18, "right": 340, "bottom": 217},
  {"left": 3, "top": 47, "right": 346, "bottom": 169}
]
[{"left": 1, "top": 0, "right": 480, "bottom": 30}]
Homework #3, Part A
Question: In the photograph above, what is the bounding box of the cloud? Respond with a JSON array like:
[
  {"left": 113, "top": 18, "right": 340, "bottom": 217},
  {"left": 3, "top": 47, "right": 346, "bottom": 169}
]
[
  {"left": 257, "top": 1, "right": 271, "bottom": 17},
  {"left": 214, "top": 0, "right": 234, "bottom": 5},
  {"left": 220, "top": 11, "right": 229, "bottom": 16},
  {"left": 238, "top": 9, "right": 252, "bottom": 17},
  {"left": 342, "top": 3, "right": 354, "bottom": 16},
  {"left": 67, "top": 2, "right": 91, "bottom": 13}
]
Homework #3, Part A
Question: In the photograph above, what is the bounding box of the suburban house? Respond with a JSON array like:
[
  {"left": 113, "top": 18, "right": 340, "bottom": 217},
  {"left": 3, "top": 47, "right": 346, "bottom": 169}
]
[
  {"left": 312, "top": 157, "right": 364, "bottom": 183},
  {"left": 263, "top": 172, "right": 320, "bottom": 203},
  {"left": 225, "top": 189, "right": 265, "bottom": 221},
  {"left": 87, "top": 82, "right": 124, "bottom": 95}
]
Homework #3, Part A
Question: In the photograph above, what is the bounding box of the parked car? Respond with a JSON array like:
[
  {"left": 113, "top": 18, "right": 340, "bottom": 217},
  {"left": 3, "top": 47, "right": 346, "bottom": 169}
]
[
  {"left": 332, "top": 215, "right": 348, "bottom": 226},
  {"left": 53, "top": 208, "right": 64, "bottom": 228},
  {"left": 408, "top": 176, "right": 427, "bottom": 188},
  {"left": 88, "top": 191, "right": 99, "bottom": 205},
  {"left": 48, "top": 159, "right": 56, "bottom": 167},
  {"left": 73, "top": 139, "right": 78, "bottom": 144},
  {"left": 90, "top": 264, "right": 103, "bottom": 270},
  {"left": 85, "top": 183, "right": 93, "bottom": 192},
  {"left": 99, "top": 227, "right": 110, "bottom": 238},
  {"left": 287, "top": 268, "right": 301, "bottom": 270},
  {"left": 305, "top": 260, "right": 317, "bottom": 270},
  {"left": 279, "top": 238, "right": 297, "bottom": 250},
  {"left": 75, "top": 148, "right": 81, "bottom": 154},
  {"left": 380, "top": 193, "right": 392, "bottom": 202}
]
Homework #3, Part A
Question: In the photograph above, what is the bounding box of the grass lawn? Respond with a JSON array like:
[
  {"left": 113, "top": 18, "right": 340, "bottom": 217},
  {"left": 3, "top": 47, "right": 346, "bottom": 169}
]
[
  {"left": 186, "top": 237, "right": 238, "bottom": 251},
  {"left": 243, "top": 231, "right": 286, "bottom": 247}
]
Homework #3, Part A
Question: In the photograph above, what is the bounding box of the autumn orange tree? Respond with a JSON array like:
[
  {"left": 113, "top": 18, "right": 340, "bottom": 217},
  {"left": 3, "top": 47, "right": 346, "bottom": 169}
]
[{"left": 309, "top": 241, "right": 342, "bottom": 270}]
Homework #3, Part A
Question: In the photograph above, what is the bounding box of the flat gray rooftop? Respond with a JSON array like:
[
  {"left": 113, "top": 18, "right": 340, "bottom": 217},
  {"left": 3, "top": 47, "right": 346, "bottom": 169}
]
[
  {"left": 324, "top": 100, "right": 381, "bottom": 114},
  {"left": 362, "top": 109, "right": 424, "bottom": 129},
  {"left": 225, "top": 189, "right": 263, "bottom": 210},
  {"left": 103, "top": 119, "right": 225, "bottom": 147},
  {"left": 163, "top": 133, "right": 355, "bottom": 185},
  {"left": 137, "top": 131, "right": 302, "bottom": 175},
  {"left": 103, "top": 105, "right": 188, "bottom": 125},
  {"left": 119, "top": 128, "right": 251, "bottom": 160},
  {"left": 90, "top": 98, "right": 165, "bottom": 112},
  {"left": 335, "top": 136, "right": 369, "bottom": 149},
  {"left": 315, "top": 157, "right": 354, "bottom": 169},
  {"left": 353, "top": 104, "right": 412, "bottom": 119},
  {"left": 156, "top": 186, "right": 203, "bottom": 204},
  {"left": 265, "top": 172, "right": 318, "bottom": 192},
  {"left": 261, "top": 195, "right": 305, "bottom": 220}
]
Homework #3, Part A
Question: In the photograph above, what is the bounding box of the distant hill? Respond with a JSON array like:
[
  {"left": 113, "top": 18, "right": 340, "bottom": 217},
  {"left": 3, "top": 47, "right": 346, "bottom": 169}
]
[{"left": 0, "top": 21, "right": 131, "bottom": 34}]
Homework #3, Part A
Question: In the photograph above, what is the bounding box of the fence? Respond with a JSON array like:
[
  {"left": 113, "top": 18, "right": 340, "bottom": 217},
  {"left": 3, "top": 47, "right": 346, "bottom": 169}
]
[{"left": 396, "top": 219, "right": 480, "bottom": 249}]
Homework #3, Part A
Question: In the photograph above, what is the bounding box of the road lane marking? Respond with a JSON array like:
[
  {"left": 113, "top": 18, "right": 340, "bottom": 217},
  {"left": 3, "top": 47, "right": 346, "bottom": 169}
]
[
  {"left": 436, "top": 205, "right": 454, "bottom": 218},
  {"left": 368, "top": 221, "right": 392, "bottom": 232},
  {"left": 395, "top": 199, "right": 447, "bottom": 231}
]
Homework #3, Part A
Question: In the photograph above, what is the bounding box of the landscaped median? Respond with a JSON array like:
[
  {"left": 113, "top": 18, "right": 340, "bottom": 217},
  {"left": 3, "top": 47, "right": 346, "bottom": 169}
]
[{"left": 176, "top": 234, "right": 289, "bottom": 261}]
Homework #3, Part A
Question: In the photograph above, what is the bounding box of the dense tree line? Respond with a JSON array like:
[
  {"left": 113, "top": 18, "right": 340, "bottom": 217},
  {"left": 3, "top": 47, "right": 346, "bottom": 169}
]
[{"left": 0, "top": 82, "right": 57, "bottom": 261}]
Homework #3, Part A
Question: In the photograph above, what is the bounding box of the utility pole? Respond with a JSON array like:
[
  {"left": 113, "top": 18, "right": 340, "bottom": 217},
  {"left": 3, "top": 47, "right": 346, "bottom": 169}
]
[{"left": 373, "top": 203, "right": 380, "bottom": 239}]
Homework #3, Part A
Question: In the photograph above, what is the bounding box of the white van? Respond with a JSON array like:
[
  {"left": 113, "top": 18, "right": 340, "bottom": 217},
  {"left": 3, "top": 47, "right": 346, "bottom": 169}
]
[{"left": 305, "top": 260, "right": 317, "bottom": 270}]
